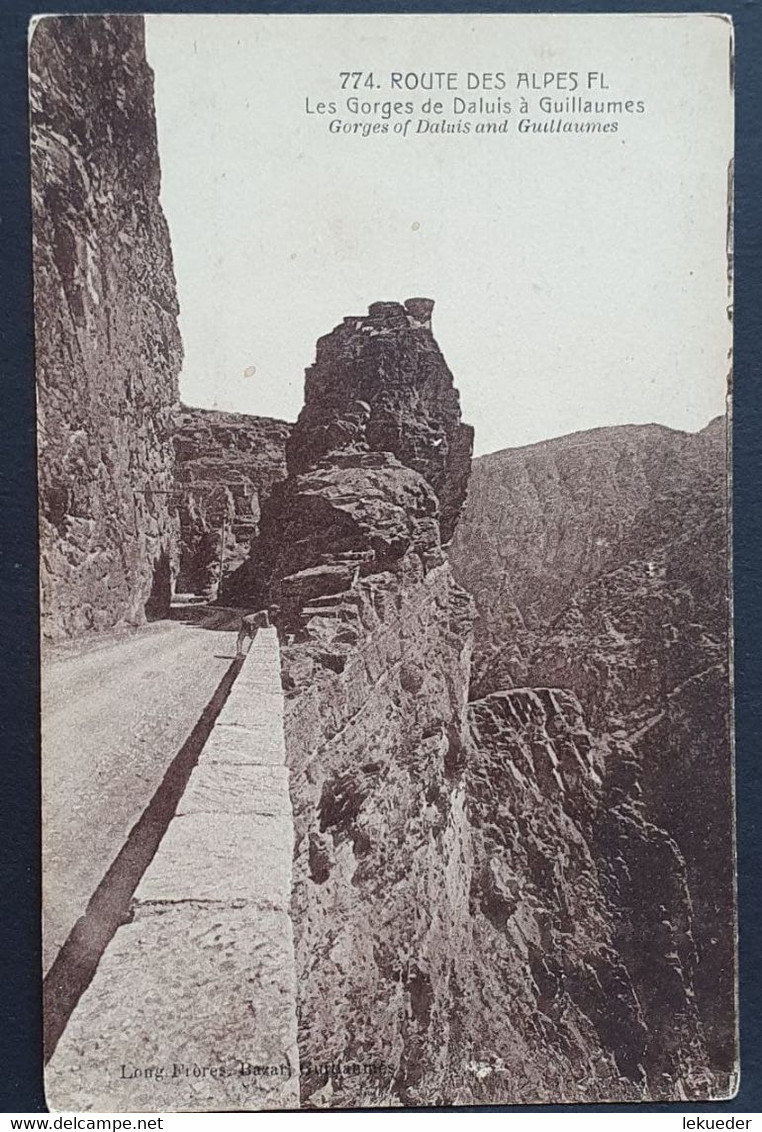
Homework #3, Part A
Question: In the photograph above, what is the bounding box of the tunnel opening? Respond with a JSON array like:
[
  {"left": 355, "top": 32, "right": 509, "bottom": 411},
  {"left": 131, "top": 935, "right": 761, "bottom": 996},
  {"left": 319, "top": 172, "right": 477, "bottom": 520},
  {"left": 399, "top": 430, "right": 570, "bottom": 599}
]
[
  {"left": 144, "top": 549, "right": 172, "bottom": 621},
  {"left": 177, "top": 528, "right": 220, "bottom": 598}
]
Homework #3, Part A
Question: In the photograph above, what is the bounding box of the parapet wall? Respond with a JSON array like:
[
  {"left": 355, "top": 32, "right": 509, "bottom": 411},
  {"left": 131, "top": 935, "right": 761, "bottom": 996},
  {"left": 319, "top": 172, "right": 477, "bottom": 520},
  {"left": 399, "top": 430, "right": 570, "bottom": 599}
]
[{"left": 46, "top": 629, "right": 299, "bottom": 1112}]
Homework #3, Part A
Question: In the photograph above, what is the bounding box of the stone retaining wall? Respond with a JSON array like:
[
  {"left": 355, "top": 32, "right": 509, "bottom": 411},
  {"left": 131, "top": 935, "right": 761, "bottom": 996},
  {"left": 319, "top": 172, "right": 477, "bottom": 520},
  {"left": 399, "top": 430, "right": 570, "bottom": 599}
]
[{"left": 46, "top": 628, "right": 299, "bottom": 1111}]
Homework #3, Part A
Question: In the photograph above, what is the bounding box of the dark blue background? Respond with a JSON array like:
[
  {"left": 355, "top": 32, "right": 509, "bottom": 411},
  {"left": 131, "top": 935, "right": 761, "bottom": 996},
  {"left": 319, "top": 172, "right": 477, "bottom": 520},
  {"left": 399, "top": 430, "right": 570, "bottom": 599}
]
[{"left": 1, "top": 0, "right": 759, "bottom": 1114}]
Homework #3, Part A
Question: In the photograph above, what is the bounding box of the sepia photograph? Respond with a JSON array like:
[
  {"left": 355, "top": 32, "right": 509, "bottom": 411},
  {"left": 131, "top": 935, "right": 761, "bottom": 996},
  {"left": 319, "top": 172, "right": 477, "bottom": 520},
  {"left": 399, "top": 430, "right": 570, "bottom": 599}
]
[{"left": 32, "top": 12, "right": 735, "bottom": 1111}]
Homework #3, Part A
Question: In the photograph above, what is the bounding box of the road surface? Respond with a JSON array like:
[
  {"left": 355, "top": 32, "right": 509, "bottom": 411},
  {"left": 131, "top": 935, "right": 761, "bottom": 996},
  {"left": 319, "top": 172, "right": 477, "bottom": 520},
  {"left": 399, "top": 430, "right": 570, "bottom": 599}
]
[
  {"left": 46, "top": 628, "right": 300, "bottom": 1112},
  {"left": 41, "top": 608, "right": 242, "bottom": 975}
]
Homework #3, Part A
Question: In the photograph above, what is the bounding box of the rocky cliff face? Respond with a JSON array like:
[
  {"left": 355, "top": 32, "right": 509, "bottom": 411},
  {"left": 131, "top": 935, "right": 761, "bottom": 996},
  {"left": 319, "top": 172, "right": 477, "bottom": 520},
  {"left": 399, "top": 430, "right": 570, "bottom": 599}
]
[
  {"left": 459, "top": 687, "right": 712, "bottom": 1102},
  {"left": 173, "top": 406, "right": 290, "bottom": 595},
  {"left": 31, "top": 14, "right": 183, "bottom": 640},
  {"left": 234, "top": 304, "right": 724, "bottom": 1104},
  {"left": 285, "top": 558, "right": 475, "bottom": 1107},
  {"left": 232, "top": 301, "right": 477, "bottom": 1104},
  {"left": 449, "top": 417, "right": 734, "bottom": 1085}
]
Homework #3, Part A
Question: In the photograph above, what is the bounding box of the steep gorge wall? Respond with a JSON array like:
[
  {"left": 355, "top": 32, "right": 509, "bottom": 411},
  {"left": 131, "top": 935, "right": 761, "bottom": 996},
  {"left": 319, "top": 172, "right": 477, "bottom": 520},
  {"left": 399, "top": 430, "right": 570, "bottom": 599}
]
[
  {"left": 284, "top": 560, "right": 475, "bottom": 1107},
  {"left": 173, "top": 406, "right": 289, "bottom": 594},
  {"left": 449, "top": 418, "right": 735, "bottom": 1084},
  {"left": 282, "top": 570, "right": 713, "bottom": 1104},
  {"left": 450, "top": 422, "right": 724, "bottom": 658},
  {"left": 31, "top": 14, "right": 183, "bottom": 640}
]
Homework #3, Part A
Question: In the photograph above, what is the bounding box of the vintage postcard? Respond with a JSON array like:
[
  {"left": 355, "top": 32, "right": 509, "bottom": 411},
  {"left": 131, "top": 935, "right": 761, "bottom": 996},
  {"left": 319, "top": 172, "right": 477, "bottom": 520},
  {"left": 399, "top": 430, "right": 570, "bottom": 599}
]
[{"left": 32, "top": 12, "right": 735, "bottom": 1110}]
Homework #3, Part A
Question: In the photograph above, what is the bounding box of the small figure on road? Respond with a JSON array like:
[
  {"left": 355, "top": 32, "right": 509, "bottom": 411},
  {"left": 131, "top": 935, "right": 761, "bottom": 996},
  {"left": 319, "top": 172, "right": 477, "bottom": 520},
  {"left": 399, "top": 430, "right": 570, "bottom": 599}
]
[{"left": 236, "top": 608, "right": 270, "bottom": 656}]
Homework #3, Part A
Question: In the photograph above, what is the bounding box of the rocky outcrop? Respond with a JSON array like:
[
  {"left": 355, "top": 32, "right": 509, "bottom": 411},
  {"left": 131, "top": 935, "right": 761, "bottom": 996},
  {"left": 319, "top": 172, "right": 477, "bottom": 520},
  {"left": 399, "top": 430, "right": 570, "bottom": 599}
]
[
  {"left": 449, "top": 417, "right": 735, "bottom": 1086},
  {"left": 231, "top": 303, "right": 724, "bottom": 1104},
  {"left": 285, "top": 299, "right": 473, "bottom": 544},
  {"left": 173, "top": 406, "right": 290, "bottom": 595},
  {"left": 230, "top": 300, "right": 478, "bottom": 1104},
  {"left": 221, "top": 299, "right": 472, "bottom": 608},
  {"left": 31, "top": 14, "right": 183, "bottom": 639}
]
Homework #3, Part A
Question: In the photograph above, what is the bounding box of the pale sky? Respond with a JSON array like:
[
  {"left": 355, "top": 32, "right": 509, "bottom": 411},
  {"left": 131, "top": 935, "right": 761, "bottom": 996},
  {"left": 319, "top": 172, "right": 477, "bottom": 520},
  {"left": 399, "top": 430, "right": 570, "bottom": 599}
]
[{"left": 145, "top": 14, "right": 733, "bottom": 457}]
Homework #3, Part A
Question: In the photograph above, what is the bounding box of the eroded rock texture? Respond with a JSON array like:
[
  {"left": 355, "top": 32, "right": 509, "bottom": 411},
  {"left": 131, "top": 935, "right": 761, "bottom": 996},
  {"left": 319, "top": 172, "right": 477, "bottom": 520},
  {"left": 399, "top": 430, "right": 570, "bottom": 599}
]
[
  {"left": 449, "top": 417, "right": 734, "bottom": 1089},
  {"left": 285, "top": 299, "right": 473, "bottom": 544},
  {"left": 32, "top": 15, "right": 183, "bottom": 640},
  {"left": 285, "top": 559, "right": 475, "bottom": 1107},
  {"left": 460, "top": 688, "right": 711, "bottom": 1102},
  {"left": 222, "top": 299, "right": 472, "bottom": 607},
  {"left": 450, "top": 420, "right": 727, "bottom": 691},
  {"left": 173, "top": 406, "right": 289, "bottom": 595}
]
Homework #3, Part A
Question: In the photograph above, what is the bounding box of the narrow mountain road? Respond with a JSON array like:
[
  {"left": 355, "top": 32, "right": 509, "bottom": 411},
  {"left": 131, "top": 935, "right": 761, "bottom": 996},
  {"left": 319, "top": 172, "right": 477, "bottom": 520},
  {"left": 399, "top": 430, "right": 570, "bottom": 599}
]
[{"left": 41, "top": 609, "right": 243, "bottom": 975}]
